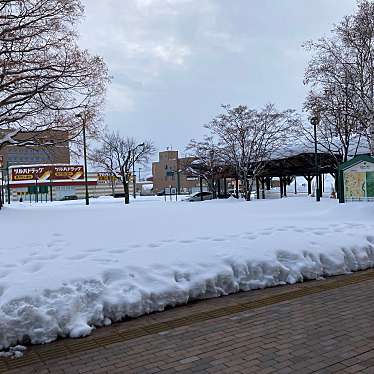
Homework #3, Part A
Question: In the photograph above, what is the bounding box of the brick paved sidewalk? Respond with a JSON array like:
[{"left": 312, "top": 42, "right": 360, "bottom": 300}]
[{"left": 3, "top": 270, "right": 374, "bottom": 374}]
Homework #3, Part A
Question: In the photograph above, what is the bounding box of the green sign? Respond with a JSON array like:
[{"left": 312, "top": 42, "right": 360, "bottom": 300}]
[
  {"left": 367, "top": 172, "right": 374, "bottom": 198},
  {"left": 28, "top": 186, "right": 48, "bottom": 194}
]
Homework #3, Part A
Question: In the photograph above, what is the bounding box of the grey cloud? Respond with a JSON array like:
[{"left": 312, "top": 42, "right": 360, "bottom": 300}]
[{"left": 79, "top": 0, "right": 357, "bottom": 151}]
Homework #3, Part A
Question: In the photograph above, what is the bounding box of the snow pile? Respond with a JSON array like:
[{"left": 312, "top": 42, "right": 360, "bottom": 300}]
[
  {"left": 0, "top": 197, "right": 373, "bottom": 349},
  {"left": 0, "top": 345, "right": 26, "bottom": 359}
]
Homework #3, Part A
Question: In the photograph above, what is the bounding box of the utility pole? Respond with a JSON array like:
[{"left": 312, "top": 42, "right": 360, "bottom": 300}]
[
  {"left": 76, "top": 113, "right": 89, "bottom": 206},
  {"left": 132, "top": 143, "right": 145, "bottom": 199},
  {"left": 7, "top": 162, "right": 10, "bottom": 204},
  {"left": 311, "top": 115, "right": 321, "bottom": 202},
  {"left": 132, "top": 151, "right": 136, "bottom": 199},
  {"left": 0, "top": 156, "right": 3, "bottom": 209}
]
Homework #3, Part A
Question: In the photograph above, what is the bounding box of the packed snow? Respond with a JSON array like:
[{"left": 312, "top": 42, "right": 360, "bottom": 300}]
[{"left": 0, "top": 195, "right": 373, "bottom": 350}]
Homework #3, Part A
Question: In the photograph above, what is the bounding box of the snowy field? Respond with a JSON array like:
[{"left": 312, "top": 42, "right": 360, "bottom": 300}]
[{"left": 0, "top": 195, "right": 373, "bottom": 350}]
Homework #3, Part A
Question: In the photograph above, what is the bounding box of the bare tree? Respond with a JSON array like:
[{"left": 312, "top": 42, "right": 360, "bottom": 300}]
[
  {"left": 0, "top": 0, "right": 110, "bottom": 150},
  {"left": 186, "top": 136, "right": 223, "bottom": 197},
  {"left": 90, "top": 131, "right": 155, "bottom": 204},
  {"left": 205, "top": 104, "right": 297, "bottom": 201},
  {"left": 300, "top": 83, "right": 363, "bottom": 165},
  {"left": 303, "top": 0, "right": 374, "bottom": 157}
]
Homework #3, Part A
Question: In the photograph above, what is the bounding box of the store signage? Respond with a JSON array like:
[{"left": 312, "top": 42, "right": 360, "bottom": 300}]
[
  {"left": 97, "top": 172, "right": 118, "bottom": 183},
  {"left": 11, "top": 165, "right": 84, "bottom": 181}
]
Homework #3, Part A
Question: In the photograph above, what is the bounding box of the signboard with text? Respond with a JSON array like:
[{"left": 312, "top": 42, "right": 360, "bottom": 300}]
[
  {"left": 97, "top": 172, "right": 118, "bottom": 184},
  {"left": 11, "top": 165, "right": 84, "bottom": 182}
]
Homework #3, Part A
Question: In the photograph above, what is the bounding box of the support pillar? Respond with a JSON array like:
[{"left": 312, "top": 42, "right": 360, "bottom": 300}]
[
  {"left": 261, "top": 178, "right": 266, "bottom": 199},
  {"left": 280, "top": 177, "right": 284, "bottom": 198},
  {"left": 283, "top": 177, "right": 287, "bottom": 197},
  {"left": 217, "top": 179, "right": 221, "bottom": 198},
  {"left": 266, "top": 177, "right": 271, "bottom": 190},
  {"left": 199, "top": 176, "right": 203, "bottom": 201},
  {"left": 306, "top": 175, "right": 312, "bottom": 195}
]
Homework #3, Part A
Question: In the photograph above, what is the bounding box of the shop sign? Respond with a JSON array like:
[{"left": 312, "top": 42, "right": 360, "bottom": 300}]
[
  {"left": 97, "top": 172, "right": 118, "bottom": 183},
  {"left": 11, "top": 165, "right": 84, "bottom": 181}
]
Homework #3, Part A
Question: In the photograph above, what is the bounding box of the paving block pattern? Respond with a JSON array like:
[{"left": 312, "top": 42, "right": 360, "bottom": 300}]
[{"left": 2, "top": 270, "right": 374, "bottom": 373}]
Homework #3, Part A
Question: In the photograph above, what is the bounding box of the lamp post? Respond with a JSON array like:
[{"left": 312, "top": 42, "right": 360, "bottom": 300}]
[
  {"left": 132, "top": 143, "right": 145, "bottom": 199},
  {"left": 76, "top": 113, "right": 89, "bottom": 206},
  {"left": 311, "top": 115, "right": 320, "bottom": 202},
  {"left": 7, "top": 162, "right": 10, "bottom": 204}
]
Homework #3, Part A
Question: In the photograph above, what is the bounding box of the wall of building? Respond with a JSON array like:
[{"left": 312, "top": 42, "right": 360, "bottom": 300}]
[
  {"left": 152, "top": 150, "right": 200, "bottom": 194},
  {"left": 0, "top": 130, "right": 70, "bottom": 167},
  {"left": 3, "top": 171, "right": 135, "bottom": 202}
]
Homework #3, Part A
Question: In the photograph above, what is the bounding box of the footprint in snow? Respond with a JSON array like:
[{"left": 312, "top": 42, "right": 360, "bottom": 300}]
[
  {"left": 108, "top": 249, "right": 125, "bottom": 254},
  {"left": 294, "top": 228, "right": 305, "bottom": 233},
  {"left": 313, "top": 231, "right": 326, "bottom": 236},
  {"left": 161, "top": 239, "right": 175, "bottom": 243},
  {"left": 24, "top": 262, "right": 44, "bottom": 273},
  {"left": 67, "top": 253, "right": 89, "bottom": 260},
  {"left": 260, "top": 231, "right": 272, "bottom": 236},
  {"left": 0, "top": 270, "right": 11, "bottom": 279},
  {"left": 85, "top": 248, "right": 103, "bottom": 253}
]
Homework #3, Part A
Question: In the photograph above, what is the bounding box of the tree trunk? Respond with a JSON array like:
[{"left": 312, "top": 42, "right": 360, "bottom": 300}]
[
  {"left": 121, "top": 175, "right": 130, "bottom": 204},
  {"left": 246, "top": 179, "right": 251, "bottom": 201},
  {"left": 124, "top": 181, "right": 130, "bottom": 204}
]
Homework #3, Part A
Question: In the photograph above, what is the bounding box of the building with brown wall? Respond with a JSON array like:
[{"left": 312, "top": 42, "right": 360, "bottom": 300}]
[
  {"left": 152, "top": 150, "right": 200, "bottom": 194},
  {"left": 0, "top": 129, "right": 70, "bottom": 167}
]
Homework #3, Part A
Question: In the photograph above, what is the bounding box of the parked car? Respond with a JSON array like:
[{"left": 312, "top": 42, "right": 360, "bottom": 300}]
[
  {"left": 113, "top": 193, "right": 127, "bottom": 198},
  {"left": 184, "top": 191, "right": 213, "bottom": 202},
  {"left": 59, "top": 195, "right": 78, "bottom": 201}
]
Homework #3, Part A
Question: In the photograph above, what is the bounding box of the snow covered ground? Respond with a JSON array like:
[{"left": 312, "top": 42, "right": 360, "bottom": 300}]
[{"left": 0, "top": 195, "right": 373, "bottom": 350}]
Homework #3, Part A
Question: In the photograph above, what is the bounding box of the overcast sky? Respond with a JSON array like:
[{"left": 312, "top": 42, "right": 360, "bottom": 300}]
[{"left": 79, "top": 0, "right": 358, "bottom": 158}]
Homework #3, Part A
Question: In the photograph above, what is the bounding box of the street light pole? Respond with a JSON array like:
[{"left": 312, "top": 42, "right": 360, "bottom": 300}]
[
  {"left": 311, "top": 115, "right": 320, "bottom": 202},
  {"left": 132, "top": 151, "right": 136, "bottom": 199},
  {"left": 132, "top": 143, "right": 145, "bottom": 199},
  {"left": 7, "top": 162, "right": 10, "bottom": 204},
  {"left": 76, "top": 113, "right": 89, "bottom": 206}
]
